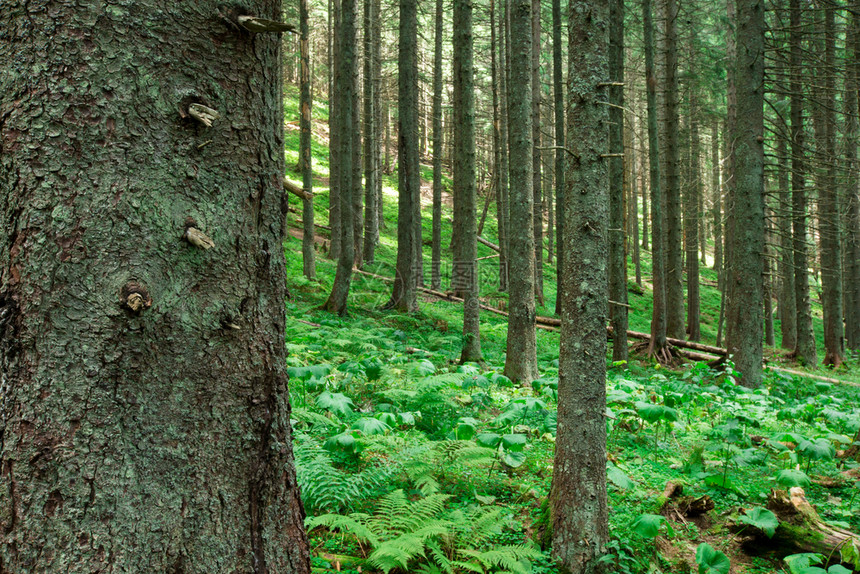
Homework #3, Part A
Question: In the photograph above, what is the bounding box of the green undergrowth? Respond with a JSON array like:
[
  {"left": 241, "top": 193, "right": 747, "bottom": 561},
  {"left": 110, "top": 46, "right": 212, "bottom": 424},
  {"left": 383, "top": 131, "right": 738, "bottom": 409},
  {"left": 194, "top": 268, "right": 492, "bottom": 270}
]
[{"left": 281, "top": 83, "right": 860, "bottom": 574}]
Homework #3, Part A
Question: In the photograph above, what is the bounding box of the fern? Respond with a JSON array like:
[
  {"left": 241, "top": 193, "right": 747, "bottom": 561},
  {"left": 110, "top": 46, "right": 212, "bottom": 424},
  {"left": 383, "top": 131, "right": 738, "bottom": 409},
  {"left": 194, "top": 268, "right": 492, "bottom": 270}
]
[{"left": 306, "top": 488, "right": 539, "bottom": 574}]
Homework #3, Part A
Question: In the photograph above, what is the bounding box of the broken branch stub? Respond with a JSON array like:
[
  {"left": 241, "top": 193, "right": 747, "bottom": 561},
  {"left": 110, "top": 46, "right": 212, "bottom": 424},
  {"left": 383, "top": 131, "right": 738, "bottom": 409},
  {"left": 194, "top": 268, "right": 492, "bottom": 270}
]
[
  {"left": 237, "top": 15, "right": 295, "bottom": 33},
  {"left": 187, "top": 103, "right": 220, "bottom": 128}
]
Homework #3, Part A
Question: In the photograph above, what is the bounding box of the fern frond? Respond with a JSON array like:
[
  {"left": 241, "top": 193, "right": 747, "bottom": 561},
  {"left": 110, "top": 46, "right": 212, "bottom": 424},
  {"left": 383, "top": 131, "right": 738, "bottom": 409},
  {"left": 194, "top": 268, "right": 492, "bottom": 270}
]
[
  {"left": 460, "top": 545, "right": 542, "bottom": 574},
  {"left": 369, "top": 534, "right": 429, "bottom": 573},
  {"left": 291, "top": 408, "right": 338, "bottom": 428},
  {"left": 305, "top": 513, "right": 380, "bottom": 547}
]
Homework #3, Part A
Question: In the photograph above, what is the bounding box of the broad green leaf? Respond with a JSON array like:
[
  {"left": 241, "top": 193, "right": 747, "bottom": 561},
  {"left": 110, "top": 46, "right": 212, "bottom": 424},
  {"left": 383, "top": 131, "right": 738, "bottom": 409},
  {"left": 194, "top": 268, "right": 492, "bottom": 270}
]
[
  {"left": 607, "top": 464, "right": 634, "bottom": 490},
  {"left": 324, "top": 430, "right": 363, "bottom": 454},
  {"left": 798, "top": 438, "right": 836, "bottom": 461},
  {"left": 352, "top": 417, "right": 391, "bottom": 436},
  {"left": 631, "top": 514, "right": 672, "bottom": 539},
  {"left": 501, "top": 450, "right": 526, "bottom": 468},
  {"left": 476, "top": 433, "right": 502, "bottom": 449},
  {"left": 501, "top": 434, "right": 527, "bottom": 452},
  {"left": 695, "top": 543, "right": 730, "bottom": 574},
  {"left": 784, "top": 552, "right": 824, "bottom": 574},
  {"left": 776, "top": 469, "right": 812, "bottom": 488},
  {"left": 635, "top": 402, "right": 679, "bottom": 424},
  {"left": 316, "top": 391, "right": 354, "bottom": 417},
  {"left": 739, "top": 507, "right": 779, "bottom": 538}
]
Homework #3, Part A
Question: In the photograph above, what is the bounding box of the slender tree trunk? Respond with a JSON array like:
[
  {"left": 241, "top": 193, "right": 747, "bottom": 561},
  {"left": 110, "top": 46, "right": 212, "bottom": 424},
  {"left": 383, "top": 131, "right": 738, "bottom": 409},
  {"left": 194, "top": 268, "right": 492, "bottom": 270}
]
[
  {"left": 632, "top": 104, "right": 642, "bottom": 286},
  {"left": 776, "top": 85, "right": 797, "bottom": 350},
  {"left": 453, "top": 0, "right": 482, "bottom": 363},
  {"left": 362, "top": 0, "right": 378, "bottom": 265},
  {"left": 551, "top": 0, "right": 610, "bottom": 569},
  {"left": 532, "top": 0, "right": 545, "bottom": 307},
  {"left": 301, "top": 0, "right": 316, "bottom": 279},
  {"left": 790, "top": 0, "right": 817, "bottom": 366},
  {"left": 0, "top": 1, "right": 310, "bottom": 570},
  {"left": 764, "top": 208, "right": 776, "bottom": 347},
  {"left": 722, "top": 0, "right": 736, "bottom": 354},
  {"left": 664, "top": 0, "right": 684, "bottom": 340},
  {"left": 725, "top": 0, "right": 765, "bottom": 387},
  {"left": 323, "top": 0, "right": 358, "bottom": 314},
  {"left": 609, "top": 0, "right": 628, "bottom": 361},
  {"left": 431, "top": 0, "right": 444, "bottom": 290},
  {"left": 351, "top": 12, "right": 363, "bottom": 268},
  {"left": 388, "top": 0, "right": 419, "bottom": 312},
  {"left": 553, "top": 0, "right": 565, "bottom": 314},
  {"left": 329, "top": 0, "right": 342, "bottom": 261},
  {"left": 845, "top": 10, "right": 860, "bottom": 352},
  {"left": 711, "top": 123, "right": 723, "bottom": 275},
  {"left": 816, "top": 5, "right": 844, "bottom": 367},
  {"left": 499, "top": 0, "right": 511, "bottom": 292},
  {"left": 644, "top": 0, "right": 668, "bottom": 360},
  {"left": 504, "top": 0, "right": 538, "bottom": 383},
  {"left": 641, "top": 126, "right": 650, "bottom": 252},
  {"left": 685, "top": 90, "right": 701, "bottom": 342},
  {"left": 373, "top": 1, "right": 383, "bottom": 233}
]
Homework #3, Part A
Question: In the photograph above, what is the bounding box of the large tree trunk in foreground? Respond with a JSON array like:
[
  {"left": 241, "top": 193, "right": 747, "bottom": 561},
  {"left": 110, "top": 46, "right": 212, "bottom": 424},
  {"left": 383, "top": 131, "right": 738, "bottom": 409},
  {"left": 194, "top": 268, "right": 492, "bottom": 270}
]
[
  {"left": 0, "top": 2, "right": 310, "bottom": 571},
  {"left": 551, "top": 1, "right": 610, "bottom": 569}
]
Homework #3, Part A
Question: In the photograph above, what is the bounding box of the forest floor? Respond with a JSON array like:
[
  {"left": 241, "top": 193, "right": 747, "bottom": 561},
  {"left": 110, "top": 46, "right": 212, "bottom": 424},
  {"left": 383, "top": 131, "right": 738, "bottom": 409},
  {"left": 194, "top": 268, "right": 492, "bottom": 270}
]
[{"left": 281, "top": 84, "right": 860, "bottom": 574}]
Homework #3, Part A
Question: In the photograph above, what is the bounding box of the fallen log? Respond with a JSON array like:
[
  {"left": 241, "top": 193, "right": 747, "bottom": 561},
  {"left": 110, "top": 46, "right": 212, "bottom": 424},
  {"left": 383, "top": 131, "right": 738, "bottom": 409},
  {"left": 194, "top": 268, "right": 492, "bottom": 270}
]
[
  {"left": 765, "top": 487, "right": 860, "bottom": 567},
  {"left": 283, "top": 178, "right": 313, "bottom": 201}
]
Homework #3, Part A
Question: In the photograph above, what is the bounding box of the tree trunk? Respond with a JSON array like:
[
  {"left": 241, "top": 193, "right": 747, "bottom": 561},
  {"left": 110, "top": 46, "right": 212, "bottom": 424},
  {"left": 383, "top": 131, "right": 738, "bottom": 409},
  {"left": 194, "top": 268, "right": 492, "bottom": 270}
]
[
  {"left": 845, "top": 10, "right": 860, "bottom": 352},
  {"left": 431, "top": 0, "right": 444, "bottom": 290},
  {"left": 790, "top": 0, "right": 818, "bottom": 367},
  {"left": 329, "top": 0, "right": 343, "bottom": 261},
  {"left": 644, "top": 0, "right": 669, "bottom": 361},
  {"left": 711, "top": 123, "right": 722, "bottom": 274},
  {"left": 664, "top": 0, "right": 684, "bottom": 340},
  {"left": 301, "top": 0, "right": 316, "bottom": 279},
  {"left": 685, "top": 84, "right": 701, "bottom": 342},
  {"left": 725, "top": 0, "right": 765, "bottom": 387},
  {"left": 498, "top": 0, "right": 511, "bottom": 292},
  {"left": 551, "top": 0, "right": 610, "bottom": 568},
  {"left": 453, "top": 0, "right": 483, "bottom": 363},
  {"left": 776, "top": 80, "right": 797, "bottom": 350},
  {"left": 372, "top": 0, "right": 383, "bottom": 232},
  {"left": 362, "top": 0, "right": 378, "bottom": 265},
  {"left": 532, "top": 0, "right": 545, "bottom": 308},
  {"left": 609, "top": 0, "right": 628, "bottom": 362},
  {"left": 504, "top": 0, "right": 538, "bottom": 383},
  {"left": 323, "top": 0, "right": 357, "bottom": 315},
  {"left": 388, "top": 0, "right": 419, "bottom": 312},
  {"left": 0, "top": 2, "right": 310, "bottom": 571},
  {"left": 815, "top": 5, "right": 844, "bottom": 367},
  {"left": 552, "top": 0, "right": 565, "bottom": 314}
]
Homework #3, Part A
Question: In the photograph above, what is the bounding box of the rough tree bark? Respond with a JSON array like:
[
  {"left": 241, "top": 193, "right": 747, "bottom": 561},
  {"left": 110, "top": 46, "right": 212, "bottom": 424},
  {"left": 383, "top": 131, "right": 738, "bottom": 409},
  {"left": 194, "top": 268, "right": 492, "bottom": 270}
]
[
  {"left": 725, "top": 0, "right": 765, "bottom": 387},
  {"left": 387, "top": 0, "right": 419, "bottom": 312},
  {"left": 551, "top": 0, "right": 610, "bottom": 569},
  {"left": 815, "top": 5, "right": 843, "bottom": 367},
  {"left": 0, "top": 1, "right": 310, "bottom": 571},
  {"left": 498, "top": 0, "right": 511, "bottom": 292},
  {"left": 664, "top": 0, "right": 685, "bottom": 340},
  {"left": 301, "top": 0, "right": 316, "bottom": 279},
  {"left": 453, "top": 0, "right": 483, "bottom": 363},
  {"left": 322, "top": 0, "right": 357, "bottom": 315},
  {"left": 504, "top": 0, "right": 538, "bottom": 383},
  {"left": 553, "top": 0, "right": 565, "bottom": 315},
  {"left": 362, "top": 0, "right": 378, "bottom": 265},
  {"left": 790, "top": 0, "right": 817, "bottom": 367},
  {"left": 845, "top": 9, "right": 860, "bottom": 352},
  {"left": 609, "top": 0, "right": 629, "bottom": 361},
  {"left": 685, "top": 82, "right": 701, "bottom": 342},
  {"left": 644, "top": 0, "right": 669, "bottom": 361},
  {"left": 431, "top": 0, "right": 444, "bottom": 290},
  {"left": 532, "top": 0, "right": 544, "bottom": 308}
]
